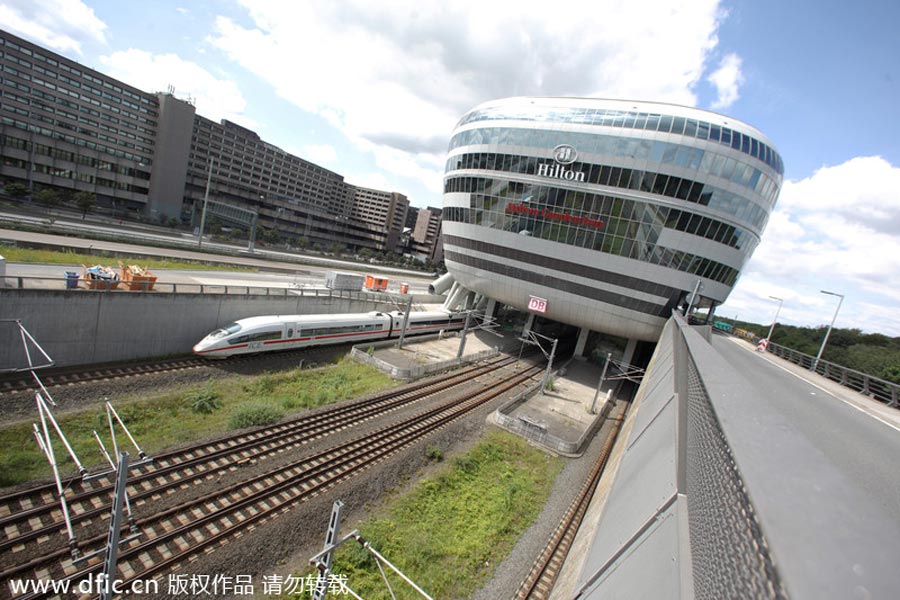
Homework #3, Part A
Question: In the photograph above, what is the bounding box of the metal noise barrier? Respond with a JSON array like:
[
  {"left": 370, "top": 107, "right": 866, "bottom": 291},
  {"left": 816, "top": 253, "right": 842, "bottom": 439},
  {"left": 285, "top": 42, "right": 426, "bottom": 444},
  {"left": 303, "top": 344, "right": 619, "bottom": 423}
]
[{"left": 684, "top": 353, "right": 788, "bottom": 600}]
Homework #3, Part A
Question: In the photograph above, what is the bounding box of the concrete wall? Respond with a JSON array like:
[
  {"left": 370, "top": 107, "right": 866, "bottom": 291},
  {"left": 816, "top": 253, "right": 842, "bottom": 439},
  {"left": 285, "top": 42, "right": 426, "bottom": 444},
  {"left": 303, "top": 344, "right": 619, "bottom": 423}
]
[{"left": 0, "top": 289, "right": 442, "bottom": 368}]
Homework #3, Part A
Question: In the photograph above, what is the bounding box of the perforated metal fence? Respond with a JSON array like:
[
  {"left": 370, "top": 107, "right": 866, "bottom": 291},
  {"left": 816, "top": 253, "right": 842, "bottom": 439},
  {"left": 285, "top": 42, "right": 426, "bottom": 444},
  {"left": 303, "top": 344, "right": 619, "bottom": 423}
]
[{"left": 684, "top": 354, "right": 788, "bottom": 600}]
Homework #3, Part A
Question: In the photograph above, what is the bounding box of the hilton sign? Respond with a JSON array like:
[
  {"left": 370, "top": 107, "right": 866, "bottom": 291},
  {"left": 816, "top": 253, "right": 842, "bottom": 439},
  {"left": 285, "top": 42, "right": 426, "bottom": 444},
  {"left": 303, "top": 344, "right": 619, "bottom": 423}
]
[{"left": 537, "top": 144, "right": 586, "bottom": 182}]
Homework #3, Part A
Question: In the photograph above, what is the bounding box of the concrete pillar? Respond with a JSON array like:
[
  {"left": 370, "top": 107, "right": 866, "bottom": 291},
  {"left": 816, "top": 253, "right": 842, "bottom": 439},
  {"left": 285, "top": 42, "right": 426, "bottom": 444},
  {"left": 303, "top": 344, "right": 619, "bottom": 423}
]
[
  {"left": 443, "top": 282, "right": 464, "bottom": 311},
  {"left": 574, "top": 327, "right": 590, "bottom": 356},
  {"left": 622, "top": 337, "right": 638, "bottom": 366},
  {"left": 522, "top": 312, "right": 535, "bottom": 337},
  {"left": 483, "top": 298, "right": 496, "bottom": 321}
]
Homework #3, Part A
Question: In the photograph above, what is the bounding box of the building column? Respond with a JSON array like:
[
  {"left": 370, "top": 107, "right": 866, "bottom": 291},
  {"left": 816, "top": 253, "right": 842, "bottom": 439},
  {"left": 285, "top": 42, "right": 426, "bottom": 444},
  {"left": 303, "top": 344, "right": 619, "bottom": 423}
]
[
  {"left": 522, "top": 313, "right": 535, "bottom": 337},
  {"left": 622, "top": 337, "right": 638, "bottom": 366},
  {"left": 483, "top": 298, "right": 496, "bottom": 321},
  {"left": 574, "top": 327, "right": 591, "bottom": 357}
]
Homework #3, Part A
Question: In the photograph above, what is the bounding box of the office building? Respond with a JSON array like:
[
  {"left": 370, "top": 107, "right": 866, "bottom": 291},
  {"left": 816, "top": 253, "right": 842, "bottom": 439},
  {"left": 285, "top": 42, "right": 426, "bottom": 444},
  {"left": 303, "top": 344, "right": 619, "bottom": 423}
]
[{"left": 0, "top": 29, "right": 409, "bottom": 254}]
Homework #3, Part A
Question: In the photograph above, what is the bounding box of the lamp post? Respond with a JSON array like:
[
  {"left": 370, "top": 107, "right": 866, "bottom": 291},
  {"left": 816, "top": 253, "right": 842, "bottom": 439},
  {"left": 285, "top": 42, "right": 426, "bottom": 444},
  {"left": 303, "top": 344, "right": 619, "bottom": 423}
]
[
  {"left": 198, "top": 159, "right": 214, "bottom": 249},
  {"left": 765, "top": 296, "right": 783, "bottom": 342},
  {"left": 684, "top": 279, "right": 702, "bottom": 321},
  {"left": 812, "top": 290, "right": 844, "bottom": 372}
]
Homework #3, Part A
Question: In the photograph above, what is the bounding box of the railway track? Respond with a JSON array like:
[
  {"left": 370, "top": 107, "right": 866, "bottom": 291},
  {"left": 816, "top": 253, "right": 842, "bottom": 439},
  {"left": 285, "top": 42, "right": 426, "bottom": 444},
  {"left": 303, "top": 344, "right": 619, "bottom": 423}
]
[
  {"left": 0, "top": 344, "right": 347, "bottom": 396},
  {"left": 0, "top": 356, "right": 207, "bottom": 395},
  {"left": 513, "top": 401, "right": 628, "bottom": 600},
  {"left": 3, "top": 360, "right": 543, "bottom": 599},
  {"left": 0, "top": 356, "right": 520, "bottom": 563}
]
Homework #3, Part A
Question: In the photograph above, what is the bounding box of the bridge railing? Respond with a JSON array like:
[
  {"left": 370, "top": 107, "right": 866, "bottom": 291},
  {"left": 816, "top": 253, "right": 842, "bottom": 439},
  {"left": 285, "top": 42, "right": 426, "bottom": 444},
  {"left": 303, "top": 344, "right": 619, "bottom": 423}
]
[
  {"left": 762, "top": 340, "right": 900, "bottom": 408},
  {"left": 728, "top": 328, "right": 899, "bottom": 409},
  {"left": 0, "top": 275, "right": 437, "bottom": 305}
]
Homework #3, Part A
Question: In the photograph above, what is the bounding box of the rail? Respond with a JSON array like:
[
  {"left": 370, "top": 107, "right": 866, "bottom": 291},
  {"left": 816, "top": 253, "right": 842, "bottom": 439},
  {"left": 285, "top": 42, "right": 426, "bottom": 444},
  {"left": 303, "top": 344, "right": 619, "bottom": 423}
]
[
  {"left": 0, "top": 274, "right": 427, "bottom": 302},
  {"left": 730, "top": 329, "right": 899, "bottom": 408},
  {"left": 763, "top": 339, "right": 900, "bottom": 408}
]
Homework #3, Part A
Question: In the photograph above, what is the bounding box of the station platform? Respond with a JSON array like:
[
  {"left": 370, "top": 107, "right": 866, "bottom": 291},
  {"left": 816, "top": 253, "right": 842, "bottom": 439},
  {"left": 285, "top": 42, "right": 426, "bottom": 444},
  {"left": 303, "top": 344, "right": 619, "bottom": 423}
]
[
  {"left": 352, "top": 327, "right": 523, "bottom": 380},
  {"left": 490, "top": 358, "right": 611, "bottom": 457},
  {"left": 353, "top": 329, "right": 611, "bottom": 457}
]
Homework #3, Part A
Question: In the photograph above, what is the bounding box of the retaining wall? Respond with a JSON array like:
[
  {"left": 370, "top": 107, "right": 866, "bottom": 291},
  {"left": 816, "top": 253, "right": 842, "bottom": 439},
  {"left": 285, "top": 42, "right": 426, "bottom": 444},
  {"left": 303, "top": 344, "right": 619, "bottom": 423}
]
[{"left": 0, "top": 289, "right": 443, "bottom": 368}]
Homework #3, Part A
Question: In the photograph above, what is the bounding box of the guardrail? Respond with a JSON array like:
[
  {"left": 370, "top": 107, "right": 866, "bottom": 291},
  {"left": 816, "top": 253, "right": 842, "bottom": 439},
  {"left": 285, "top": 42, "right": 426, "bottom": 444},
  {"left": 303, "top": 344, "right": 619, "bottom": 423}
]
[
  {"left": 0, "top": 275, "right": 433, "bottom": 304},
  {"left": 732, "top": 334, "right": 900, "bottom": 409}
]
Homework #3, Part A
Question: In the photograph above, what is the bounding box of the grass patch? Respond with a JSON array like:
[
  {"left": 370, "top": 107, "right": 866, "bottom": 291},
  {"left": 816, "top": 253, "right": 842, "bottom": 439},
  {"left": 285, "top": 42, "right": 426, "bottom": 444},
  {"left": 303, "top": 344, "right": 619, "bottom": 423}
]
[
  {"left": 187, "top": 381, "right": 222, "bottom": 414},
  {"left": 0, "top": 357, "right": 394, "bottom": 488},
  {"left": 289, "top": 430, "right": 562, "bottom": 599},
  {"left": 229, "top": 403, "right": 284, "bottom": 429},
  {"left": 0, "top": 243, "right": 255, "bottom": 272}
]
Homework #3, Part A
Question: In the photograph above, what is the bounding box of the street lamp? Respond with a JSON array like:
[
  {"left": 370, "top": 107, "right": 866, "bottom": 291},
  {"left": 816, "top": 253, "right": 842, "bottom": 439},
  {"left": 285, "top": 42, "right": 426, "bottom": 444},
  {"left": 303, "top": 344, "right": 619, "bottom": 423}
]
[
  {"left": 812, "top": 290, "right": 844, "bottom": 372},
  {"left": 198, "top": 159, "right": 214, "bottom": 249},
  {"left": 765, "top": 296, "right": 783, "bottom": 342}
]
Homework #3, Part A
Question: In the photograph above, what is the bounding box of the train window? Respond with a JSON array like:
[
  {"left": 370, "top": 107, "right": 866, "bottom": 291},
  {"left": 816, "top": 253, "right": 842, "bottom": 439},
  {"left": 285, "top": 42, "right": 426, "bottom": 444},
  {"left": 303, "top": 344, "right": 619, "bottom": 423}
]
[
  {"left": 247, "top": 330, "right": 282, "bottom": 342},
  {"left": 287, "top": 328, "right": 293, "bottom": 337},
  {"left": 209, "top": 322, "right": 241, "bottom": 339},
  {"left": 228, "top": 334, "right": 250, "bottom": 344}
]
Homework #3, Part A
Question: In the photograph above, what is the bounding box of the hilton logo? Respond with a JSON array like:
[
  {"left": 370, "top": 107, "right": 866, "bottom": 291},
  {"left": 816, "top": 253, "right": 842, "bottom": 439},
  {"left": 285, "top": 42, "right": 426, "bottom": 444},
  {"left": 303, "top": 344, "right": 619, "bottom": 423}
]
[
  {"left": 537, "top": 144, "right": 585, "bottom": 182},
  {"left": 553, "top": 144, "right": 578, "bottom": 164}
]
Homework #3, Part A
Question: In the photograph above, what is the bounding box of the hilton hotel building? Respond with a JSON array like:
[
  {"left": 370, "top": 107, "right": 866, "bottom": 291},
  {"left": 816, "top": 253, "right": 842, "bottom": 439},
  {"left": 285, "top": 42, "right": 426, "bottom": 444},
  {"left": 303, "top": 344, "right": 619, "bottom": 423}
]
[{"left": 442, "top": 97, "right": 783, "bottom": 348}]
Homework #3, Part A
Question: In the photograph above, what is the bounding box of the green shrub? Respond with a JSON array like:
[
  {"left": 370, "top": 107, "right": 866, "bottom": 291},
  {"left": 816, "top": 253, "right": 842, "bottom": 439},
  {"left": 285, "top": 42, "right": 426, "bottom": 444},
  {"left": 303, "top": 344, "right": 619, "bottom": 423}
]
[
  {"left": 188, "top": 382, "right": 222, "bottom": 414},
  {"left": 425, "top": 445, "right": 443, "bottom": 461},
  {"left": 251, "top": 373, "right": 276, "bottom": 395},
  {"left": 228, "top": 403, "right": 284, "bottom": 429}
]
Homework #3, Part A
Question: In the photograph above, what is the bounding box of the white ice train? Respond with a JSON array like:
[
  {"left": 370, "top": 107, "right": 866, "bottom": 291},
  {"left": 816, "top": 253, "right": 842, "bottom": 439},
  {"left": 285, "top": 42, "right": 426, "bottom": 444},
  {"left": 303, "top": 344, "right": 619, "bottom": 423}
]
[{"left": 192, "top": 310, "right": 467, "bottom": 358}]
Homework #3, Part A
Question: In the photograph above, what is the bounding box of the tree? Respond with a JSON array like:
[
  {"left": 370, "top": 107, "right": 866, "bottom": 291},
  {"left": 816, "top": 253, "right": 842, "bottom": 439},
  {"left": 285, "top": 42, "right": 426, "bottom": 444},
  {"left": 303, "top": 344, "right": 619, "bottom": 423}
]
[
  {"left": 73, "top": 191, "right": 96, "bottom": 219},
  {"left": 257, "top": 226, "right": 280, "bottom": 245},
  {"left": 33, "top": 188, "right": 61, "bottom": 209},
  {"left": 4, "top": 182, "right": 28, "bottom": 199}
]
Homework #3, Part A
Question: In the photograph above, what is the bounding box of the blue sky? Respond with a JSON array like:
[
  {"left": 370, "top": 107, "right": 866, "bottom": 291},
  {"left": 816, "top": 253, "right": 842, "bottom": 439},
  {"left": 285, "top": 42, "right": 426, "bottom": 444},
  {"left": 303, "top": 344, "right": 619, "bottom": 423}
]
[{"left": 2, "top": 0, "right": 899, "bottom": 336}]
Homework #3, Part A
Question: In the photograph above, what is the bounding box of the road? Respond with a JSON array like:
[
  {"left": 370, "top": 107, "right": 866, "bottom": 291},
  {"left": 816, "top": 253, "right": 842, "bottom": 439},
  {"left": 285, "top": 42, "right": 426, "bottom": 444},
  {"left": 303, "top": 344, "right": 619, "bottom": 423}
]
[
  {"left": 711, "top": 333, "right": 900, "bottom": 599},
  {"left": 0, "top": 225, "right": 439, "bottom": 295},
  {"left": 0, "top": 208, "right": 440, "bottom": 281},
  {"left": 714, "top": 334, "right": 900, "bottom": 518}
]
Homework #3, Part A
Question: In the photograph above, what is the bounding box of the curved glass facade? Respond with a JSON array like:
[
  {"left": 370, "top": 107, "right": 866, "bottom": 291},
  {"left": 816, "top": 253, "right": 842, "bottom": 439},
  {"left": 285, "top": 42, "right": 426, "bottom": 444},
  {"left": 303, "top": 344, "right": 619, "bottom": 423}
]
[
  {"left": 455, "top": 103, "right": 784, "bottom": 175},
  {"left": 441, "top": 97, "right": 783, "bottom": 342}
]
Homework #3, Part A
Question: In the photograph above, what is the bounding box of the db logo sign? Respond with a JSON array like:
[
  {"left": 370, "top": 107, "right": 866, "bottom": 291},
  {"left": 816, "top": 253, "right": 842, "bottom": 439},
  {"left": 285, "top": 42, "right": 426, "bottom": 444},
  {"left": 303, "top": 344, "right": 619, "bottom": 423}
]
[{"left": 528, "top": 296, "right": 548, "bottom": 314}]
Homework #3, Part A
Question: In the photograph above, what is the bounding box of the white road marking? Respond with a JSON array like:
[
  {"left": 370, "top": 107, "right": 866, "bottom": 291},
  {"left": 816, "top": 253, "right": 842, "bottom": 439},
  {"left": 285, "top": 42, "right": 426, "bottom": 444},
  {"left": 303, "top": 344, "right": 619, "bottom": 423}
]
[{"left": 726, "top": 337, "right": 900, "bottom": 433}]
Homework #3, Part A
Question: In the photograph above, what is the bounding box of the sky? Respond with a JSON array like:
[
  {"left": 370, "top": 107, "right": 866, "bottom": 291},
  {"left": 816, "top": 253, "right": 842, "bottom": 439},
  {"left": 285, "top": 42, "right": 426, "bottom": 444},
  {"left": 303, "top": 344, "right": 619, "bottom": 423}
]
[{"left": 2, "top": 0, "right": 899, "bottom": 336}]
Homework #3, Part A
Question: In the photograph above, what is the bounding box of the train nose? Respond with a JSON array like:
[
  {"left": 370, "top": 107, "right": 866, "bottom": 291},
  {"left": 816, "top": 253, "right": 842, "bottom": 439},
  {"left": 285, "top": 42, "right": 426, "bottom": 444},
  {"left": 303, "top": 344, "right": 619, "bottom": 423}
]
[{"left": 193, "top": 336, "right": 216, "bottom": 356}]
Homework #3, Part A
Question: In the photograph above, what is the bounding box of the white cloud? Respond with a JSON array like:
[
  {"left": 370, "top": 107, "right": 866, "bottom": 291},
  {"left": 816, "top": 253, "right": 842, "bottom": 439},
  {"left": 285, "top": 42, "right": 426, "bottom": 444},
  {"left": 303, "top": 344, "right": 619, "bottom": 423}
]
[
  {"left": 300, "top": 144, "right": 338, "bottom": 167},
  {"left": 97, "top": 49, "right": 251, "bottom": 126},
  {"left": 779, "top": 156, "right": 900, "bottom": 234},
  {"left": 207, "top": 0, "right": 728, "bottom": 197},
  {"left": 707, "top": 53, "right": 744, "bottom": 109},
  {"left": 0, "top": 0, "right": 106, "bottom": 54},
  {"left": 722, "top": 156, "right": 900, "bottom": 335}
]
